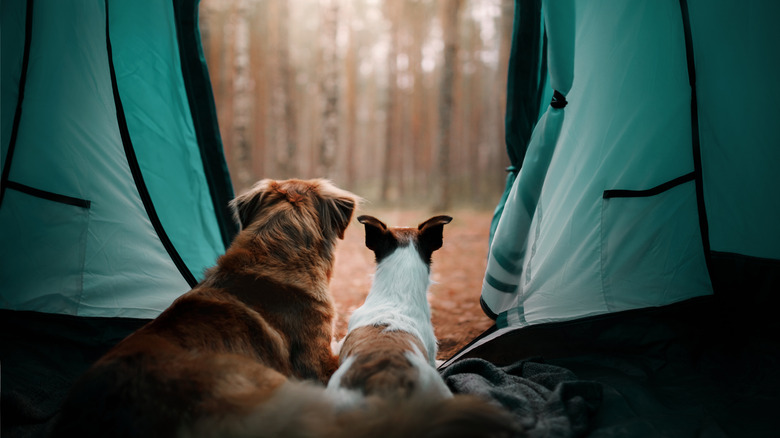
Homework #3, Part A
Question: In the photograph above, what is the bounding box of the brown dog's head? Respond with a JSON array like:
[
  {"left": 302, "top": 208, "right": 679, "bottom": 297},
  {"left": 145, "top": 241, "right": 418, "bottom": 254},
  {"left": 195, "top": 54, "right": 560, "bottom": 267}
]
[{"left": 230, "top": 178, "right": 360, "bottom": 243}]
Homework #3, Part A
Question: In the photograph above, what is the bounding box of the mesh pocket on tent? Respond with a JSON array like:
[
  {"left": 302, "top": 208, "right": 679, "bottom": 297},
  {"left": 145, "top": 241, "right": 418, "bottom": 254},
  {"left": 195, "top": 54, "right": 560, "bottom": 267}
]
[
  {"left": 0, "top": 187, "right": 90, "bottom": 315},
  {"left": 600, "top": 179, "right": 712, "bottom": 311}
]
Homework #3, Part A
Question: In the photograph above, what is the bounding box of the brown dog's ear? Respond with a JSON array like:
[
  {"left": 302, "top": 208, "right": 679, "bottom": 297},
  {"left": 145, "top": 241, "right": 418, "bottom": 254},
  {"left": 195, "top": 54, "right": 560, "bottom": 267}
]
[
  {"left": 418, "top": 215, "right": 453, "bottom": 255},
  {"left": 329, "top": 197, "right": 357, "bottom": 240},
  {"left": 316, "top": 180, "right": 360, "bottom": 240},
  {"left": 229, "top": 179, "right": 274, "bottom": 229}
]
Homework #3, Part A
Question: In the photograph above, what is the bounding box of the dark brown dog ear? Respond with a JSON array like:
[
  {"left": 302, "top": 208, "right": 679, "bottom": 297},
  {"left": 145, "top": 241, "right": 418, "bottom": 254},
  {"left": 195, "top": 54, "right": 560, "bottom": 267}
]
[
  {"left": 418, "top": 215, "right": 453, "bottom": 255},
  {"left": 357, "top": 215, "right": 388, "bottom": 252},
  {"left": 329, "top": 197, "right": 357, "bottom": 240},
  {"left": 229, "top": 179, "right": 274, "bottom": 229}
]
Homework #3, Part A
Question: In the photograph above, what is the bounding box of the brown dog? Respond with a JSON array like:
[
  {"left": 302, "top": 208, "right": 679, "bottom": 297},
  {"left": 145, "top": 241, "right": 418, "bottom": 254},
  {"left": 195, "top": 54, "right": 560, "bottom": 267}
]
[{"left": 50, "top": 179, "right": 359, "bottom": 438}]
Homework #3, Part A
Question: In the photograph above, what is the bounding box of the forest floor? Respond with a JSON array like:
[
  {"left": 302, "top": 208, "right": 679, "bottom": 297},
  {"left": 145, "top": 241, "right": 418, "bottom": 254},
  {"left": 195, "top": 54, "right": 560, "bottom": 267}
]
[{"left": 329, "top": 208, "right": 497, "bottom": 361}]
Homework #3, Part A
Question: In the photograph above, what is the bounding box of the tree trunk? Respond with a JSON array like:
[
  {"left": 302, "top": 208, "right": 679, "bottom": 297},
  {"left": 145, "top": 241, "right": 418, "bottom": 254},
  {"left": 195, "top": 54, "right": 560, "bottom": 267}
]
[
  {"left": 231, "top": 0, "right": 252, "bottom": 192},
  {"left": 268, "top": 0, "right": 297, "bottom": 178},
  {"left": 434, "top": 0, "right": 462, "bottom": 211},
  {"left": 343, "top": 2, "right": 358, "bottom": 189},
  {"left": 380, "top": 0, "right": 400, "bottom": 202},
  {"left": 318, "top": 0, "right": 339, "bottom": 179}
]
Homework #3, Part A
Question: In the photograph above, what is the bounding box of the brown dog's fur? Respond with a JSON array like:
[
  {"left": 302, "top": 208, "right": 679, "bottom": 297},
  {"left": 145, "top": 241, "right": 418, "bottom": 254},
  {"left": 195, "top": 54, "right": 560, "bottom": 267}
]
[
  {"left": 50, "top": 179, "right": 358, "bottom": 438},
  {"left": 51, "top": 179, "right": 520, "bottom": 438}
]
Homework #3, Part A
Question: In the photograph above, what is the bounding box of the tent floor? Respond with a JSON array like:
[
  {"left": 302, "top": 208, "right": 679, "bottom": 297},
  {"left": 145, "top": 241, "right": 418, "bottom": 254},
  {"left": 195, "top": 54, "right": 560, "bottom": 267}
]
[
  {"left": 1, "top": 310, "right": 147, "bottom": 438},
  {"left": 440, "top": 297, "right": 780, "bottom": 437},
  {"left": 3, "top": 297, "right": 779, "bottom": 437}
]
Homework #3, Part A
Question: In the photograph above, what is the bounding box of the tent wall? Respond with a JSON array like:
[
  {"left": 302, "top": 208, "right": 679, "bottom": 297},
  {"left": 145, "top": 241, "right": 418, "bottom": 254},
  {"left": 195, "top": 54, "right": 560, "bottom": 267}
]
[
  {"left": 689, "top": 1, "right": 780, "bottom": 319},
  {"left": 482, "top": 0, "right": 779, "bottom": 328},
  {"left": 0, "top": 0, "right": 235, "bottom": 318},
  {"left": 691, "top": 2, "right": 780, "bottom": 261}
]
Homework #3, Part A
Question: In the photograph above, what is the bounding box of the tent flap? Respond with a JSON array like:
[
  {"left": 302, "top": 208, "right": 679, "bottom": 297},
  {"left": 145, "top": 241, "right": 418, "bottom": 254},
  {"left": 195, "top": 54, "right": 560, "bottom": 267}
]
[
  {"left": 0, "top": 0, "right": 234, "bottom": 319},
  {"left": 482, "top": 0, "right": 780, "bottom": 327}
]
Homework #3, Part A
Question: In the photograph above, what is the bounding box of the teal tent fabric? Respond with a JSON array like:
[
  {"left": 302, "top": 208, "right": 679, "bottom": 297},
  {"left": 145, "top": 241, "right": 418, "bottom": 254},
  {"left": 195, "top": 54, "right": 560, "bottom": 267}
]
[
  {"left": 489, "top": 0, "right": 547, "bottom": 243},
  {"left": 0, "top": 0, "right": 235, "bottom": 318},
  {"left": 482, "top": 0, "right": 780, "bottom": 328}
]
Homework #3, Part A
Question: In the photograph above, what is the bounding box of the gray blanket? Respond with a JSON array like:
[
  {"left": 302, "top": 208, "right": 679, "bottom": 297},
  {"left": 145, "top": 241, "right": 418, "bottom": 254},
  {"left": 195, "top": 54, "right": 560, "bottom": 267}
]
[{"left": 441, "top": 359, "right": 602, "bottom": 438}]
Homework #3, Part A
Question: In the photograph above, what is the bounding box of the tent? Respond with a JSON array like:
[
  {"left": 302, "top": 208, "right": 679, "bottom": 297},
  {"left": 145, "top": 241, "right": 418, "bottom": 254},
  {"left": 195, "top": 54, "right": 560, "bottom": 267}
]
[
  {"left": 1, "top": 0, "right": 237, "bottom": 319},
  {"left": 478, "top": 0, "right": 780, "bottom": 331},
  {"left": 441, "top": 0, "right": 780, "bottom": 435},
  {"left": 2, "top": 0, "right": 236, "bottom": 435},
  {"left": 2, "top": 0, "right": 779, "bottom": 437}
]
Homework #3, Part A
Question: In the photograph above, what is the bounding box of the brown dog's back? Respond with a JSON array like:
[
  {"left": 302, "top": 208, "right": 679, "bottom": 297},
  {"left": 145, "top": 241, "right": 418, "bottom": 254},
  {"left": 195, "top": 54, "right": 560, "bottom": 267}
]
[{"left": 51, "top": 179, "right": 359, "bottom": 438}]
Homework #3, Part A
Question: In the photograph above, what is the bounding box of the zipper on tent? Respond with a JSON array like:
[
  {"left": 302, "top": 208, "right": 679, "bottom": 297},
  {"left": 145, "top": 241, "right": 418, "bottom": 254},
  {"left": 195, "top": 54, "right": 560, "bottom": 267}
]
[
  {"left": 0, "top": 0, "right": 34, "bottom": 209},
  {"left": 104, "top": 0, "right": 198, "bottom": 288}
]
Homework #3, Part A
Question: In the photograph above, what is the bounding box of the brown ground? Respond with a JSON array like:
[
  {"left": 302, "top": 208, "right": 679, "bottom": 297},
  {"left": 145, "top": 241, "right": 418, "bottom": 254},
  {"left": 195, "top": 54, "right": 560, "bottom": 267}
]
[{"left": 330, "top": 208, "right": 496, "bottom": 361}]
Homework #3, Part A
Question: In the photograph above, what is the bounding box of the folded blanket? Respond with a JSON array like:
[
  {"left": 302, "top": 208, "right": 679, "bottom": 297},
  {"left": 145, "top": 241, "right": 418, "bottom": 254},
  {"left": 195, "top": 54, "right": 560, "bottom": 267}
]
[{"left": 441, "top": 358, "right": 602, "bottom": 438}]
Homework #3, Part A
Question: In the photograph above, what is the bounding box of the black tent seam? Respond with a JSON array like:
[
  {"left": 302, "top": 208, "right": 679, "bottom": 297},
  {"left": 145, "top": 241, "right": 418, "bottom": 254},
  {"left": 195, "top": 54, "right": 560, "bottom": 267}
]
[
  {"left": 171, "top": 0, "right": 238, "bottom": 249},
  {"left": 104, "top": 0, "right": 197, "bottom": 288},
  {"left": 603, "top": 172, "right": 695, "bottom": 199},
  {"left": 0, "top": 0, "right": 34, "bottom": 209},
  {"left": 534, "top": 30, "right": 549, "bottom": 116},
  {"left": 6, "top": 181, "right": 91, "bottom": 209},
  {"left": 679, "top": 0, "right": 713, "bottom": 269}
]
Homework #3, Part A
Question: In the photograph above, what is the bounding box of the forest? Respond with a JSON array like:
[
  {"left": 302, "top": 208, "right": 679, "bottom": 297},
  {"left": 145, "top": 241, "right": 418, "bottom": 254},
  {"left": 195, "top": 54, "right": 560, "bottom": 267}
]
[{"left": 199, "top": 0, "right": 514, "bottom": 209}]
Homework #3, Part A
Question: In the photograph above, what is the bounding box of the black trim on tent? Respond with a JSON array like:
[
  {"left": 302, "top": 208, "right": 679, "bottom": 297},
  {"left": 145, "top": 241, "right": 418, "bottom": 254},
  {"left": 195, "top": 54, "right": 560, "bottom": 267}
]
[
  {"left": 172, "top": 0, "right": 239, "bottom": 249},
  {"left": 602, "top": 172, "right": 695, "bottom": 199},
  {"left": 480, "top": 296, "right": 499, "bottom": 321},
  {"left": 0, "top": 0, "right": 34, "bottom": 209},
  {"left": 6, "top": 181, "right": 91, "bottom": 209},
  {"left": 678, "top": 0, "right": 712, "bottom": 268},
  {"left": 104, "top": 0, "right": 198, "bottom": 288}
]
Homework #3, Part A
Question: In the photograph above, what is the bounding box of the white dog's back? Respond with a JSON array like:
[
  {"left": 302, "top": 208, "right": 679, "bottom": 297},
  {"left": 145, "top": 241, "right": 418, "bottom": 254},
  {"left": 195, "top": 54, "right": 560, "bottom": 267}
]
[{"left": 328, "top": 215, "right": 452, "bottom": 400}]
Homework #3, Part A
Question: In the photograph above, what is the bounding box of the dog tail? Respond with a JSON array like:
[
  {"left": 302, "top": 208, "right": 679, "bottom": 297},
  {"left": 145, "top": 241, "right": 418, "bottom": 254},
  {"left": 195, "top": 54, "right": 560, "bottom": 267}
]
[
  {"left": 330, "top": 393, "right": 521, "bottom": 438},
  {"left": 186, "top": 381, "right": 519, "bottom": 438}
]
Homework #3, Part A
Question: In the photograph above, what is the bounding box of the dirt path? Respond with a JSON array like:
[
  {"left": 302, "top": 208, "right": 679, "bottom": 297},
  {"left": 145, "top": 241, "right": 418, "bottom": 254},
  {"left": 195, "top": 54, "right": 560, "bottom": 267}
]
[{"left": 330, "top": 208, "right": 497, "bottom": 361}]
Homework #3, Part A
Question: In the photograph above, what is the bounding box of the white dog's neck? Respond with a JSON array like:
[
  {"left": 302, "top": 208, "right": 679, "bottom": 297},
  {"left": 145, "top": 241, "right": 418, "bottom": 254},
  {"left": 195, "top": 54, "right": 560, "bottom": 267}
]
[
  {"left": 368, "top": 243, "right": 431, "bottom": 314},
  {"left": 347, "top": 243, "right": 437, "bottom": 364}
]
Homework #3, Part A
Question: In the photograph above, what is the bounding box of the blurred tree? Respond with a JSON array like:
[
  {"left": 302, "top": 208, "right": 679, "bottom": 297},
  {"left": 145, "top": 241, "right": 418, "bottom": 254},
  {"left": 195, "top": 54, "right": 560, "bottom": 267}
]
[
  {"left": 268, "top": 0, "right": 297, "bottom": 178},
  {"left": 231, "top": 0, "right": 253, "bottom": 191},
  {"left": 380, "top": 0, "right": 400, "bottom": 202},
  {"left": 434, "top": 0, "right": 463, "bottom": 211},
  {"left": 200, "top": 0, "right": 511, "bottom": 208},
  {"left": 318, "top": 0, "right": 340, "bottom": 178}
]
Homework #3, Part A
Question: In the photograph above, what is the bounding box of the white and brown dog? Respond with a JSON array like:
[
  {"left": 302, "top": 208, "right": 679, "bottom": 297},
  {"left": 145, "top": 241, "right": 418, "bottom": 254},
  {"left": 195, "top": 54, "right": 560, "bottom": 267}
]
[
  {"left": 327, "top": 215, "right": 519, "bottom": 437},
  {"left": 51, "top": 179, "right": 360, "bottom": 438},
  {"left": 328, "top": 215, "right": 454, "bottom": 400}
]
